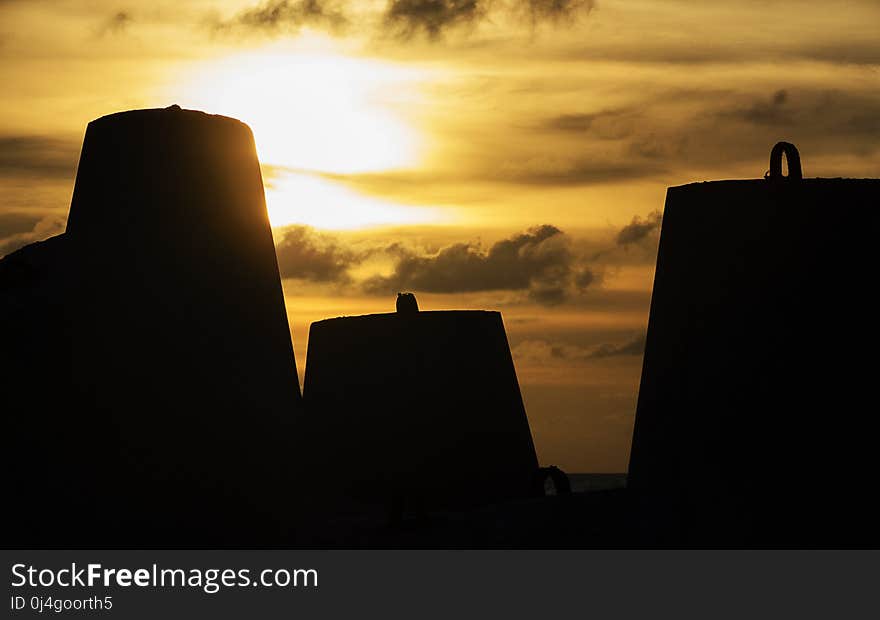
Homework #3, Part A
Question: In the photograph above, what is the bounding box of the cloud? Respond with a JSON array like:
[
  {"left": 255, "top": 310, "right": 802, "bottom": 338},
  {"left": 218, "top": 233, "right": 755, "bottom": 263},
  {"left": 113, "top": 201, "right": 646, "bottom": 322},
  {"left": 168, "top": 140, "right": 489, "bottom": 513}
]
[
  {"left": 616, "top": 210, "right": 662, "bottom": 247},
  {"left": 0, "top": 212, "right": 43, "bottom": 238},
  {"left": 513, "top": 332, "right": 646, "bottom": 363},
  {"left": 0, "top": 135, "right": 80, "bottom": 179},
  {"left": 541, "top": 107, "right": 635, "bottom": 140},
  {"left": 97, "top": 11, "right": 132, "bottom": 37},
  {"left": 573, "top": 266, "right": 598, "bottom": 290},
  {"left": 677, "top": 88, "right": 880, "bottom": 169},
  {"left": 710, "top": 88, "right": 880, "bottom": 138},
  {"left": 554, "top": 29, "right": 880, "bottom": 67},
  {"left": 274, "top": 225, "right": 360, "bottom": 282},
  {"left": 318, "top": 156, "right": 660, "bottom": 195},
  {"left": 383, "top": 0, "right": 484, "bottom": 39},
  {"left": 801, "top": 42, "right": 880, "bottom": 66},
  {"left": 0, "top": 213, "right": 65, "bottom": 258},
  {"left": 269, "top": 216, "right": 655, "bottom": 304},
  {"left": 519, "top": 0, "right": 595, "bottom": 25},
  {"left": 543, "top": 114, "right": 596, "bottom": 132},
  {"left": 363, "top": 224, "right": 588, "bottom": 304},
  {"left": 205, "top": 0, "right": 598, "bottom": 41},
  {"left": 381, "top": 0, "right": 595, "bottom": 39},
  {"left": 497, "top": 158, "right": 666, "bottom": 186},
  {"left": 529, "top": 85, "right": 878, "bottom": 187},
  {"left": 588, "top": 332, "right": 645, "bottom": 358},
  {"left": 213, "top": 0, "right": 347, "bottom": 35},
  {"left": 722, "top": 89, "right": 792, "bottom": 126}
]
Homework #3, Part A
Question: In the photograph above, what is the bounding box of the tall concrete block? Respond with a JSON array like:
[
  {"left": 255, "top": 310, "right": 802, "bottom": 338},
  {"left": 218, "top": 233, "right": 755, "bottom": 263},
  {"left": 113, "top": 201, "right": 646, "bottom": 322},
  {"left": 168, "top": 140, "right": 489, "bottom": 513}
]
[
  {"left": 1, "top": 107, "right": 301, "bottom": 545},
  {"left": 628, "top": 143, "right": 880, "bottom": 546}
]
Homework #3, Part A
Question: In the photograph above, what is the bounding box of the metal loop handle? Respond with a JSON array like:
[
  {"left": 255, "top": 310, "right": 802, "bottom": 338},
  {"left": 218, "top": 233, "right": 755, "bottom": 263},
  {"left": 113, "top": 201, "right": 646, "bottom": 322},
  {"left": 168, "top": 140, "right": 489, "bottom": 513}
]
[{"left": 766, "top": 141, "right": 803, "bottom": 180}]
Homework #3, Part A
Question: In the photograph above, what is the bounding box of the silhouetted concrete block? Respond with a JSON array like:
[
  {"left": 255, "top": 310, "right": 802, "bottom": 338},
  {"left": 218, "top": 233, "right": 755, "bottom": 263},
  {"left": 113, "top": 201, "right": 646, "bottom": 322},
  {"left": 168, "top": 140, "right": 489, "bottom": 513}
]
[
  {"left": 1, "top": 106, "right": 301, "bottom": 546},
  {"left": 628, "top": 143, "right": 880, "bottom": 546},
  {"left": 302, "top": 309, "right": 539, "bottom": 511},
  {"left": 395, "top": 291, "right": 419, "bottom": 313}
]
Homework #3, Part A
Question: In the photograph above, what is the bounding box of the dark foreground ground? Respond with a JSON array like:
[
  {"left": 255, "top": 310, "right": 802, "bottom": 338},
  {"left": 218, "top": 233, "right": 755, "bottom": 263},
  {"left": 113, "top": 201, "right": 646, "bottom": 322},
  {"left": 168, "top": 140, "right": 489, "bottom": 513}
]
[
  {"left": 293, "top": 474, "right": 632, "bottom": 549},
  {"left": 301, "top": 493, "right": 630, "bottom": 549}
]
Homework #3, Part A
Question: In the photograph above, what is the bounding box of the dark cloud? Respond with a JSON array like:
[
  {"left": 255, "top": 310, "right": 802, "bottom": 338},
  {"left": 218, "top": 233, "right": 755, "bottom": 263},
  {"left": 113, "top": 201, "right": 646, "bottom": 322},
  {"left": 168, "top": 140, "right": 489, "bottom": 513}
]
[
  {"left": 363, "top": 225, "right": 583, "bottom": 304},
  {"left": 0, "top": 212, "right": 43, "bottom": 238},
  {"left": 541, "top": 107, "right": 635, "bottom": 140},
  {"left": 588, "top": 332, "right": 646, "bottom": 358},
  {"left": 530, "top": 88, "right": 816, "bottom": 187},
  {"left": 670, "top": 88, "right": 880, "bottom": 171},
  {"left": 205, "top": 0, "right": 597, "bottom": 41},
  {"left": 626, "top": 132, "right": 689, "bottom": 161},
  {"left": 544, "top": 113, "right": 596, "bottom": 132},
  {"left": 317, "top": 158, "right": 657, "bottom": 196},
  {"left": 616, "top": 210, "right": 662, "bottom": 247},
  {"left": 800, "top": 90, "right": 880, "bottom": 144},
  {"left": 214, "top": 0, "right": 347, "bottom": 35},
  {"left": 384, "top": 0, "right": 484, "bottom": 39},
  {"left": 557, "top": 37, "right": 880, "bottom": 67},
  {"left": 274, "top": 225, "right": 360, "bottom": 282},
  {"left": 564, "top": 287, "right": 652, "bottom": 312},
  {"left": 520, "top": 0, "right": 595, "bottom": 25},
  {"left": 573, "top": 266, "right": 598, "bottom": 290},
  {"left": 802, "top": 42, "right": 880, "bottom": 66},
  {"left": 270, "top": 216, "right": 658, "bottom": 305},
  {"left": 511, "top": 85, "right": 878, "bottom": 197},
  {"left": 513, "top": 331, "right": 646, "bottom": 363},
  {"left": 710, "top": 88, "right": 880, "bottom": 142},
  {"left": 381, "top": 0, "right": 595, "bottom": 39},
  {"left": 98, "top": 11, "right": 132, "bottom": 36},
  {"left": 0, "top": 213, "right": 65, "bottom": 258},
  {"left": 528, "top": 282, "right": 567, "bottom": 306},
  {"left": 0, "top": 135, "right": 80, "bottom": 179},
  {"left": 723, "top": 89, "right": 792, "bottom": 126},
  {"left": 843, "top": 110, "right": 880, "bottom": 140},
  {"left": 498, "top": 159, "right": 666, "bottom": 186}
]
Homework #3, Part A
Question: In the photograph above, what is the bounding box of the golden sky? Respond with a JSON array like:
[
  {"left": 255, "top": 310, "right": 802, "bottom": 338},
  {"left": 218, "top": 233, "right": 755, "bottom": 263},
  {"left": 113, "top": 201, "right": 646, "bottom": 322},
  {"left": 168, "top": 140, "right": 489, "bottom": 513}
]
[{"left": 1, "top": 0, "right": 878, "bottom": 471}]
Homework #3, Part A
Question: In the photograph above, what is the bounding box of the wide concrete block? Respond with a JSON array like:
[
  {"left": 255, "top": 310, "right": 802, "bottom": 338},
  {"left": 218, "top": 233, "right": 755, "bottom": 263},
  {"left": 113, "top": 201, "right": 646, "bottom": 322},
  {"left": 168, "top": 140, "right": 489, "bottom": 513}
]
[{"left": 302, "top": 310, "right": 540, "bottom": 509}]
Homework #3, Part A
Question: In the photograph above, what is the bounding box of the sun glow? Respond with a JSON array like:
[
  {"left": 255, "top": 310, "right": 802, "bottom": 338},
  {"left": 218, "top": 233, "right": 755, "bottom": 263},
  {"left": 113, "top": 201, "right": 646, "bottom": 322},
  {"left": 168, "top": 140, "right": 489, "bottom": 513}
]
[
  {"left": 264, "top": 169, "right": 445, "bottom": 230},
  {"left": 174, "top": 38, "right": 440, "bottom": 230}
]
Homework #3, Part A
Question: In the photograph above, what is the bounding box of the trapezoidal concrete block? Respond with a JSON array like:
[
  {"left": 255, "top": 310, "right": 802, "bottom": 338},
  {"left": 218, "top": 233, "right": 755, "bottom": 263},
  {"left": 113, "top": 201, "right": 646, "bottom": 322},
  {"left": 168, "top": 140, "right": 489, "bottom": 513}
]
[
  {"left": 628, "top": 143, "right": 880, "bottom": 547},
  {"left": 1, "top": 106, "right": 301, "bottom": 545},
  {"left": 302, "top": 310, "right": 540, "bottom": 509}
]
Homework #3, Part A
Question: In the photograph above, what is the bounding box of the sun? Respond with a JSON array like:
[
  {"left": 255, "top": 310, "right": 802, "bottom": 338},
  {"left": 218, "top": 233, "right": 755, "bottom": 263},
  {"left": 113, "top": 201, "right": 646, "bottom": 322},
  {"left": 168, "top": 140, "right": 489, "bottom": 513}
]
[
  {"left": 262, "top": 170, "right": 445, "bottom": 230},
  {"left": 172, "top": 37, "right": 441, "bottom": 229}
]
